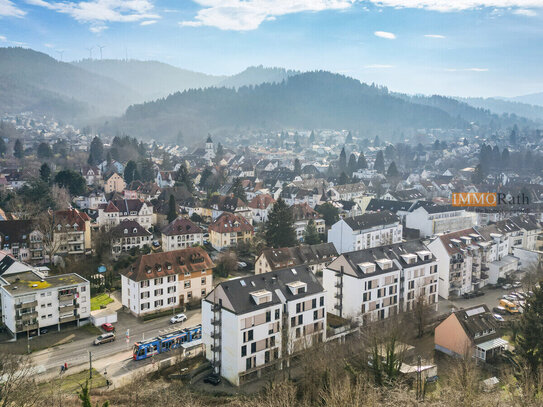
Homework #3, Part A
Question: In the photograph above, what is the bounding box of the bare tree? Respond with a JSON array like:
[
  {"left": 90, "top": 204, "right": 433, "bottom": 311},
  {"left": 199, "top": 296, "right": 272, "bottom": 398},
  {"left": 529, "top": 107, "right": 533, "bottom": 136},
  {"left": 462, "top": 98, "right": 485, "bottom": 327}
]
[
  {"left": 34, "top": 210, "right": 65, "bottom": 265},
  {"left": 0, "top": 353, "right": 41, "bottom": 407}
]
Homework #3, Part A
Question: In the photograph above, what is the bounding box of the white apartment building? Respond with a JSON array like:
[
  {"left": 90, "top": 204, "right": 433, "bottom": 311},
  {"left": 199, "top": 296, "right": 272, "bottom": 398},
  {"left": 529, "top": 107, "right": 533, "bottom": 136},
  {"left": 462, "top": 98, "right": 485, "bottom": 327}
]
[
  {"left": 0, "top": 256, "right": 90, "bottom": 338},
  {"left": 202, "top": 266, "right": 326, "bottom": 386},
  {"left": 327, "top": 211, "right": 402, "bottom": 254},
  {"left": 121, "top": 247, "right": 214, "bottom": 316},
  {"left": 323, "top": 241, "right": 438, "bottom": 324},
  {"left": 161, "top": 218, "right": 204, "bottom": 252},
  {"left": 110, "top": 220, "right": 152, "bottom": 256},
  {"left": 405, "top": 203, "right": 476, "bottom": 238},
  {"left": 97, "top": 199, "right": 154, "bottom": 230}
]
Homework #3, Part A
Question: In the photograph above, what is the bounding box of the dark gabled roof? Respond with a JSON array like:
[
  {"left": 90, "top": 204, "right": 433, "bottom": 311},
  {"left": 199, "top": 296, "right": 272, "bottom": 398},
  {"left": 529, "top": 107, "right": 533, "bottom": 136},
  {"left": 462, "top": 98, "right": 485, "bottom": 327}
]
[
  {"left": 209, "top": 212, "right": 253, "bottom": 234},
  {"left": 0, "top": 255, "right": 16, "bottom": 276},
  {"left": 0, "top": 220, "right": 34, "bottom": 243},
  {"left": 111, "top": 199, "right": 148, "bottom": 215},
  {"left": 110, "top": 220, "right": 151, "bottom": 238},
  {"left": 261, "top": 243, "right": 338, "bottom": 271},
  {"left": 390, "top": 189, "right": 425, "bottom": 201},
  {"left": 342, "top": 211, "right": 400, "bottom": 231},
  {"left": 205, "top": 266, "right": 324, "bottom": 315},
  {"left": 162, "top": 218, "right": 203, "bottom": 236},
  {"left": 510, "top": 215, "right": 541, "bottom": 231},
  {"left": 366, "top": 198, "right": 413, "bottom": 213},
  {"left": 207, "top": 195, "right": 247, "bottom": 212},
  {"left": 452, "top": 304, "right": 500, "bottom": 344},
  {"left": 408, "top": 200, "right": 460, "bottom": 214}
]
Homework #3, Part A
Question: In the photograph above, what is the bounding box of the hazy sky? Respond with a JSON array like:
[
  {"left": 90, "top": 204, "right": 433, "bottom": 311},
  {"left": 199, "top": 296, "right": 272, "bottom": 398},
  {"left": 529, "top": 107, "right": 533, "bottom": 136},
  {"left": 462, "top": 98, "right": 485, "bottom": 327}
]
[{"left": 1, "top": 0, "right": 543, "bottom": 97}]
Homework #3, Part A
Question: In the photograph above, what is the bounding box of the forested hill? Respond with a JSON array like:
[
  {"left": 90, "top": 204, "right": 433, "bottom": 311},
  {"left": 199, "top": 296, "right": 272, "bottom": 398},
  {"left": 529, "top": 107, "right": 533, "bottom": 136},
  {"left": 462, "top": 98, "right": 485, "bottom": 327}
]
[
  {"left": 0, "top": 47, "right": 138, "bottom": 118},
  {"left": 116, "top": 71, "right": 523, "bottom": 142}
]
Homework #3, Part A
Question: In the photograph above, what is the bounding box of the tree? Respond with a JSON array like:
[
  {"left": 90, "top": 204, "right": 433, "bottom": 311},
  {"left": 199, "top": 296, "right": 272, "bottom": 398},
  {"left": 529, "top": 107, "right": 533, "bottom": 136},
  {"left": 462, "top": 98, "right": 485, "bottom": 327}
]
[
  {"left": 0, "top": 137, "right": 6, "bottom": 157},
  {"left": 78, "top": 380, "right": 109, "bottom": 407},
  {"left": 87, "top": 136, "right": 104, "bottom": 165},
  {"left": 175, "top": 163, "right": 193, "bottom": 191},
  {"left": 463, "top": 137, "right": 469, "bottom": 146},
  {"left": 347, "top": 153, "right": 357, "bottom": 176},
  {"left": 374, "top": 150, "right": 385, "bottom": 173},
  {"left": 167, "top": 194, "right": 177, "bottom": 223},
  {"left": 309, "top": 130, "right": 316, "bottom": 143},
  {"left": 199, "top": 167, "right": 213, "bottom": 189},
  {"left": 214, "top": 252, "right": 238, "bottom": 278},
  {"left": 139, "top": 159, "right": 154, "bottom": 182},
  {"left": 386, "top": 161, "right": 399, "bottom": 178},
  {"left": 515, "top": 282, "right": 543, "bottom": 386},
  {"left": 162, "top": 151, "right": 173, "bottom": 171},
  {"left": 294, "top": 158, "right": 302, "bottom": 175},
  {"left": 265, "top": 198, "right": 297, "bottom": 248},
  {"left": 40, "top": 162, "right": 51, "bottom": 183},
  {"left": 338, "top": 171, "right": 349, "bottom": 185},
  {"left": 54, "top": 169, "right": 86, "bottom": 196},
  {"left": 14, "top": 139, "right": 23, "bottom": 159},
  {"left": 338, "top": 147, "right": 347, "bottom": 172},
  {"left": 0, "top": 353, "right": 41, "bottom": 406},
  {"left": 37, "top": 142, "right": 52, "bottom": 159},
  {"left": 303, "top": 219, "right": 320, "bottom": 245},
  {"left": 231, "top": 177, "right": 247, "bottom": 203},
  {"left": 357, "top": 152, "right": 367, "bottom": 169},
  {"left": 346, "top": 131, "right": 353, "bottom": 143},
  {"left": 316, "top": 202, "right": 339, "bottom": 226},
  {"left": 215, "top": 142, "right": 224, "bottom": 164},
  {"left": 471, "top": 164, "right": 485, "bottom": 184},
  {"left": 124, "top": 160, "right": 138, "bottom": 184},
  {"left": 501, "top": 148, "right": 510, "bottom": 169}
]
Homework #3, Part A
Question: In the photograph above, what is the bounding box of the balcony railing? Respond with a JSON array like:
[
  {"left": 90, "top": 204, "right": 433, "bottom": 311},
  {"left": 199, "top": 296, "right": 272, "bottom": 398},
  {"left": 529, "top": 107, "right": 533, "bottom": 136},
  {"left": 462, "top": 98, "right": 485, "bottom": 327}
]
[
  {"left": 15, "top": 300, "right": 38, "bottom": 309},
  {"left": 59, "top": 314, "right": 79, "bottom": 323},
  {"left": 16, "top": 311, "right": 38, "bottom": 322},
  {"left": 16, "top": 322, "right": 38, "bottom": 332},
  {"left": 59, "top": 293, "right": 76, "bottom": 302}
]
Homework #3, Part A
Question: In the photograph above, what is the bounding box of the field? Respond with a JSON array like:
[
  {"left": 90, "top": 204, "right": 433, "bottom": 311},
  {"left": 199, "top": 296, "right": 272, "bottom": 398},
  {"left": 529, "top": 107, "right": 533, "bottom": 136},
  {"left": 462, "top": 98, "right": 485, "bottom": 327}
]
[{"left": 90, "top": 294, "right": 114, "bottom": 311}]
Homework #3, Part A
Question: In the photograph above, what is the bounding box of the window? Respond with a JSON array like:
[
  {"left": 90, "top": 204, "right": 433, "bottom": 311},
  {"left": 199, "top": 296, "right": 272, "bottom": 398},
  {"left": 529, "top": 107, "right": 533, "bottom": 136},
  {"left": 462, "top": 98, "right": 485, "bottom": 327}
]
[
  {"left": 312, "top": 298, "right": 317, "bottom": 309},
  {"left": 270, "top": 336, "right": 275, "bottom": 346},
  {"left": 184, "top": 281, "right": 191, "bottom": 289},
  {"left": 154, "top": 299, "right": 163, "bottom": 307},
  {"left": 291, "top": 316, "right": 296, "bottom": 327},
  {"left": 201, "top": 289, "right": 206, "bottom": 296},
  {"left": 251, "top": 342, "right": 256, "bottom": 353},
  {"left": 313, "top": 310, "right": 318, "bottom": 320},
  {"left": 266, "top": 311, "right": 271, "bottom": 322},
  {"left": 81, "top": 286, "right": 86, "bottom": 292},
  {"left": 187, "top": 291, "right": 192, "bottom": 299},
  {"left": 296, "top": 303, "right": 301, "bottom": 313},
  {"left": 241, "top": 345, "right": 247, "bottom": 357},
  {"left": 243, "top": 329, "right": 254, "bottom": 343},
  {"left": 298, "top": 314, "right": 303, "bottom": 325},
  {"left": 320, "top": 296, "right": 324, "bottom": 307},
  {"left": 275, "top": 309, "right": 280, "bottom": 320}
]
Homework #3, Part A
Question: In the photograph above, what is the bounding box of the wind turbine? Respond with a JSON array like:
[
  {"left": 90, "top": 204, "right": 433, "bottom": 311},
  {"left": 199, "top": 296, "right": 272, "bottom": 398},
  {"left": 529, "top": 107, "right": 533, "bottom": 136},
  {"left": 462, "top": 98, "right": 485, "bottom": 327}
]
[
  {"left": 97, "top": 45, "right": 105, "bottom": 60},
  {"left": 56, "top": 50, "right": 64, "bottom": 61},
  {"left": 86, "top": 46, "right": 94, "bottom": 59}
]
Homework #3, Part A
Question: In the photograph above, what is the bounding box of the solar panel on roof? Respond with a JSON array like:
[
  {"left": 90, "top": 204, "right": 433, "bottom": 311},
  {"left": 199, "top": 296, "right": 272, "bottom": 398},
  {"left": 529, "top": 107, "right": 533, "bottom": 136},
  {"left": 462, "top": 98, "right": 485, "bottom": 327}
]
[{"left": 465, "top": 306, "right": 486, "bottom": 317}]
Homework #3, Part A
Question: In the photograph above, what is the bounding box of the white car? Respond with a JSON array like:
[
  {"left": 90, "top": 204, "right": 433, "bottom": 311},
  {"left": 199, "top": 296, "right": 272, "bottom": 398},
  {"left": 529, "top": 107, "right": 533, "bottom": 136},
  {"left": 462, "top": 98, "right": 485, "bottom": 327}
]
[
  {"left": 170, "top": 313, "right": 187, "bottom": 324},
  {"left": 502, "top": 284, "right": 513, "bottom": 290},
  {"left": 238, "top": 261, "right": 247, "bottom": 268},
  {"left": 493, "top": 314, "right": 505, "bottom": 322},
  {"left": 512, "top": 281, "right": 522, "bottom": 288}
]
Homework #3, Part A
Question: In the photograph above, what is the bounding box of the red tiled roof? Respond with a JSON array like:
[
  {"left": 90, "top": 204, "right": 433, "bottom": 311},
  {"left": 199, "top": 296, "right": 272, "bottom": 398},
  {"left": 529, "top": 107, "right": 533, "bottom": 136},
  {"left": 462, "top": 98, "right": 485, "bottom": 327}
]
[
  {"left": 208, "top": 212, "right": 254, "bottom": 234},
  {"left": 162, "top": 218, "right": 203, "bottom": 236},
  {"left": 248, "top": 194, "right": 275, "bottom": 209}
]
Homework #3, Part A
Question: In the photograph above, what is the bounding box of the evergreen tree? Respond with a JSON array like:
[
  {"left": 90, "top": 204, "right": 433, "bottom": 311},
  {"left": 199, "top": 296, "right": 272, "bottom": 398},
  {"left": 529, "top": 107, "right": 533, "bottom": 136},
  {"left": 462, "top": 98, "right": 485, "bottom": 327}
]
[
  {"left": 463, "top": 137, "right": 469, "bottom": 146},
  {"left": 471, "top": 164, "right": 485, "bottom": 184},
  {"left": 373, "top": 135, "right": 381, "bottom": 147},
  {"left": 316, "top": 202, "right": 339, "bottom": 226},
  {"left": 515, "top": 282, "right": 543, "bottom": 384},
  {"left": 265, "top": 198, "right": 297, "bottom": 248},
  {"left": 510, "top": 124, "right": 519, "bottom": 145},
  {"left": 78, "top": 380, "right": 109, "bottom": 407},
  {"left": 37, "top": 142, "right": 52, "bottom": 159},
  {"left": 338, "top": 171, "right": 349, "bottom": 185},
  {"left": 231, "top": 177, "right": 247, "bottom": 203},
  {"left": 357, "top": 152, "right": 368, "bottom": 169},
  {"left": 294, "top": 158, "right": 302, "bottom": 175},
  {"left": 215, "top": 142, "right": 224, "bottom": 164},
  {"left": 14, "top": 139, "right": 23, "bottom": 159},
  {"left": 347, "top": 153, "right": 358, "bottom": 176},
  {"left": 167, "top": 194, "right": 177, "bottom": 223},
  {"left": 175, "top": 163, "right": 193, "bottom": 191},
  {"left": 338, "top": 147, "right": 347, "bottom": 172},
  {"left": 346, "top": 131, "right": 353, "bottom": 144},
  {"left": 0, "top": 137, "right": 6, "bottom": 157},
  {"left": 139, "top": 159, "right": 155, "bottom": 182},
  {"left": 54, "top": 169, "right": 86, "bottom": 195},
  {"left": 199, "top": 167, "right": 213, "bottom": 189},
  {"left": 40, "top": 163, "right": 51, "bottom": 183},
  {"left": 303, "top": 219, "right": 321, "bottom": 245},
  {"left": 138, "top": 141, "right": 146, "bottom": 157},
  {"left": 162, "top": 152, "right": 173, "bottom": 171},
  {"left": 88, "top": 136, "right": 104, "bottom": 165},
  {"left": 309, "top": 130, "right": 316, "bottom": 143},
  {"left": 433, "top": 140, "right": 441, "bottom": 150},
  {"left": 106, "top": 150, "right": 112, "bottom": 164},
  {"left": 501, "top": 148, "right": 510, "bottom": 169},
  {"left": 385, "top": 144, "right": 396, "bottom": 160},
  {"left": 124, "top": 160, "right": 138, "bottom": 184},
  {"left": 386, "top": 161, "right": 399, "bottom": 178},
  {"left": 176, "top": 130, "right": 184, "bottom": 146},
  {"left": 374, "top": 150, "right": 385, "bottom": 173}
]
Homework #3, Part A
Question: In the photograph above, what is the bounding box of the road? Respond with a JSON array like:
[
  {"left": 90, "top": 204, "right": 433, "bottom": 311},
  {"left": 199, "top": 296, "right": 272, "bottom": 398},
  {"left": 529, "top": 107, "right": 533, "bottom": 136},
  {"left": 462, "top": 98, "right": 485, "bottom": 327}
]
[{"left": 30, "top": 308, "right": 202, "bottom": 375}]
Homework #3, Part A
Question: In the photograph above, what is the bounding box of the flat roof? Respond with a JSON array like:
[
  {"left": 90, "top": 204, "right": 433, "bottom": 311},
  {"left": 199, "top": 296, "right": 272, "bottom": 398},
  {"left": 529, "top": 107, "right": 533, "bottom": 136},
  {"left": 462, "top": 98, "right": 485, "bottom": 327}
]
[
  {"left": 476, "top": 337, "right": 509, "bottom": 352},
  {"left": 2, "top": 271, "right": 87, "bottom": 295}
]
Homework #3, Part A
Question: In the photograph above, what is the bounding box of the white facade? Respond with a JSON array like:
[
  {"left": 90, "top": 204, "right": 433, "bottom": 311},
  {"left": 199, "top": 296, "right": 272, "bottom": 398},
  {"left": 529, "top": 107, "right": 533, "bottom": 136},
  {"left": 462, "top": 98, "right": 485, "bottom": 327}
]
[
  {"left": 405, "top": 207, "right": 476, "bottom": 237},
  {"left": 161, "top": 232, "right": 204, "bottom": 252}
]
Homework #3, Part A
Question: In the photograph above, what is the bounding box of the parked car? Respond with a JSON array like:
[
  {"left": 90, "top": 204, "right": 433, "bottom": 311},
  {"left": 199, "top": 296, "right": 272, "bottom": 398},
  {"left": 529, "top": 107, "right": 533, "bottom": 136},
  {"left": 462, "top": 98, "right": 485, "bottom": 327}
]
[
  {"left": 512, "top": 281, "right": 522, "bottom": 288},
  {"left": 39, "top": 328, "right": 48, "bottom": 335},
  {"left": 94, "top": 332, "right": 116, "bottom": 345},
  {"left": 170, "top": 313, "right": 187, "bottom": 324},
  {"left": 493, "top": 314, "right": 505, "bottom": 322},
  {"left": 152, "top": 241, "right": 161, "bottom": 248},
  {"left": 101, "top": 323, "right": 115, "bottom": 332},
  {"left": 502, "top": 295, "right": 517, "bottom": 302},
  {"left": 493, "top": 306, "right": 507, "bottom": 315},
  {"left": 502, "top": 283, "right": 513, "bottom": 290},
  {"left": 203, "top": 373, "right": 221, "bottom": 385},
  {"left": 237, "top": 261, "right": 247, "bottom": 268}
]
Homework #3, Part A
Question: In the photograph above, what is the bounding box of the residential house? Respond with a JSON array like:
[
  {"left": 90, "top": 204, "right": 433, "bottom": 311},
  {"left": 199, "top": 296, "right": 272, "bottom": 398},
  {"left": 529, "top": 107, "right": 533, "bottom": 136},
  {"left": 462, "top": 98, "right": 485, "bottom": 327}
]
[
  {"left": 202, "top": 266, "right": 326, "bottom": 386},
  {"left": 405, "top": 202, "right": 476, "bottom": 237},
  {"left": 104, "top": 173, "right": 126, "bottom": 194},
  {"left": 97, "top": 199, "right": 154, "bottom": 230},
  {"left": 327, "top": 183, "right": 367, "bottom": 202},
  {"left": 161, "top": 218, "right": 204, "bottom": 251},
  {"left": 121, "top": 247, "right": 214, "bottom": 316},
  {"left": 209, "top": 212, "right": 254, "bottom": 251},
  {"left": 248, "top": 194, "right": 276, "bottom": 224},
  {"left": 53, "top": 209, "right": 92, "bottom": 256},
  {"left": 110, "top": 220, "right": 152, "bottom": 257},
  {"left": 255, "top": 243, "right": 338, "bottom": 275},
  {"left": 0, "top": 220, "right": 44, "bottom": 263},
  {"left": 156, "top": 171, "right": 176, "bottom": 188},
  {"left": 291, "top": 203, "right": 325, "bottom": 241},
  {"left": 328, "top": 211, "right": 402, "bottom": 254},
  {"left": 382, "top": 189, "right": 425, "bottom": 202},
  {"left": 80, "top": 166, "right": 102, "bottom": 186}
]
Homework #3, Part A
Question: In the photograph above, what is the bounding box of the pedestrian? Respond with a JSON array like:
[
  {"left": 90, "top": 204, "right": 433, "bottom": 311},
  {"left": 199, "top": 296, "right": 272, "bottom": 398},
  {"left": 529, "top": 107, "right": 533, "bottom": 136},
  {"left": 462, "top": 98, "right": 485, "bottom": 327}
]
[
  {"left": 106, "top": 379, "right": 111, "bottom": 388},
  {"left": 60, "top": 365, "right": 64, "bottom": 374},
  {"left": 64, "top": 362, "right": 68, "bottom": 371}
]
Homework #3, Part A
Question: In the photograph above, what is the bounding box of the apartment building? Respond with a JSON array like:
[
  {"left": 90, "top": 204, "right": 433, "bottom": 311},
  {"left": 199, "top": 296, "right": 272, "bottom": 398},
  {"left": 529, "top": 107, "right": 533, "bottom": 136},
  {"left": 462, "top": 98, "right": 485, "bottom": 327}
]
[
  {"left": 248, "top": 194, "right": 276, "bottom": 224},
  {"left": 255, "top": 243, "right": 337, "bottom": 275},
  {"left": 208, "top": 212, "right": 254, "bottom": 251},
  {"left": 405, "top": 202, "right": 475, "bottom": 237},
  {"left": 327, "top": 211, "right": 402, "bottom": 254},
  {"left": 0, "top": 256, "right": 90, "bottom": 338},
  {"left": 97, "top": 199, "right": 154, "bottom": 230},
  {"left": 0, "top": 220, "right": 44, "bottom": 263},
  {"left": 120, "top": 247, "right": 214, "bottom": 316},
  {"left": 53, "top": 209, "right": 92, "bottom": 256},
  {"left": 161, "top": 218, "right": 204, "bottom": 252},
  {"left": 291, "top": 203, "right": 326, "bottom": 242},
  {"left": 104, "top": 172, "right": 126, "bottom": 194},
  {"left": 323, "top": 241, "right": 438, "bottom": 324},
  {"left": 202, "top": 266, "right": 326, "bottom": 386},
  {"left": 110, "top": 220, "right": 152, "bottom": 256}
]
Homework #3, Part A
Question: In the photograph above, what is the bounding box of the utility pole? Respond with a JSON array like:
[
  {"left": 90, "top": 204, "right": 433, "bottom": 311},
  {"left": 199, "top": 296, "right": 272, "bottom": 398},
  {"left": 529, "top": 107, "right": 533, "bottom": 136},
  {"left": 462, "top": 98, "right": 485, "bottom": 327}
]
[
  {"left": 89, "top": 351, "right": 92, "bottom": 379},
  {"left": 27, "top": 324, "right": 30, "bottom": 354}
]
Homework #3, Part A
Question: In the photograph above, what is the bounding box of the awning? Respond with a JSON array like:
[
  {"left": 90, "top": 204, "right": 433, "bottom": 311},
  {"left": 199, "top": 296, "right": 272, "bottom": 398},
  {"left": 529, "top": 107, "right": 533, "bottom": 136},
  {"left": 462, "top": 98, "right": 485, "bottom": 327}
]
[{"left": 476, "top": 337, "right": 509, "bottom": 352}]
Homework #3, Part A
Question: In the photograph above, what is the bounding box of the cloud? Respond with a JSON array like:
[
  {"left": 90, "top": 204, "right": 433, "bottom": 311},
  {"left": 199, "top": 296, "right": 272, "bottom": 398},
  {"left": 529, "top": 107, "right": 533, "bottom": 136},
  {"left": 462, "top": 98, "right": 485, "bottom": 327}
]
[
  {"left": 374, "top": 30, "right": 396, "bottom": 39},
  {"left": 44, "top": 42, "right": 54, "bottom": 47},
  {"left": 180, "top": 0, "right": 354, "bottom": 31},
  {"left": 140, "top": 19, "right": 157, "bottom": 25},
  {"left": 0, "top": 35, "right": 6, "bottom": 41},
  {"left": 446, "top": 67, "right": 488, "bottom": 72},
  {"left": 513, "top": 8, "right": 536, "bottom": 16},
  {"left": 424, "top": 34, "right": 445, "bottom": 38},
  {"left": 25, "top": 0, "right": 160, "bottom": 31},
  {"left": 367, "top": 1, "right": 542, "bottom": 13},
  {"left": 364, "top": 64, "right": 394, "bottom": 68},
  {"left": 0, "top": 0, "right": 26, "bottom": 17}
]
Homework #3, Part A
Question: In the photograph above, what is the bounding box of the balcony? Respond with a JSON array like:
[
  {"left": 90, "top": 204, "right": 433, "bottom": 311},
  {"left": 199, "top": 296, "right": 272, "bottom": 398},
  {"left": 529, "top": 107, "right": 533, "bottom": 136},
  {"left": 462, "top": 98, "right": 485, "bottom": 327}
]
[
  {"left": 334, "top": 304, "right": 343, "bottom": 310},
  {"left": 210, "top": 344, "right": 221, "bottom": 352},
  {"left": 59, "top": 314, "right": 79, "bottom": 323},
  {"left": 211, "top": 303, "right": 221, "bottom": 311},
  {"left": 59, "top": 293, "right": 76, "bottom": 302},
  {"left": 15, "top": 300, "right": 38, "bottom": 309},
  {"left": 334, "top": 293, "right": 342, "bottom": 299},
  {"left": 211, "top": 319, "right": 221, "bottom": 326},
  {"left": 59, "top": 304, "right": 76, "bottom": 313},
  {"left": 210, "top": 331, "right": 221, "bottom": 339},
  {"left": 16, "top": 311, "right": 38, "bottom": 322},
  {"left": 334, "top": 282, "right": 343, "bottom": 288},
  {"left": 16, "top": 322, "right": 38, "bottom": 332}
]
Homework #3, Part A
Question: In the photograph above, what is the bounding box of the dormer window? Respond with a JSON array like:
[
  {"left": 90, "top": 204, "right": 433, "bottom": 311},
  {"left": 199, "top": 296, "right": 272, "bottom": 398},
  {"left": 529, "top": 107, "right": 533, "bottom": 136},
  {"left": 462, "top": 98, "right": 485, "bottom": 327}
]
[
  {"left": 375, "top": 259, "right": 393, "bottom": 270},
  {"left": 124, "top": 229, "right": 128, "bottom": 234},
  {"left": 286, "top": 281, "right": 307, "bottom": 295},
  {"left": 250, "top": 289, "right": 272, "bottom": 304},
  {"left": 133, "top": 228, "right": 137, "bottom": 233}
]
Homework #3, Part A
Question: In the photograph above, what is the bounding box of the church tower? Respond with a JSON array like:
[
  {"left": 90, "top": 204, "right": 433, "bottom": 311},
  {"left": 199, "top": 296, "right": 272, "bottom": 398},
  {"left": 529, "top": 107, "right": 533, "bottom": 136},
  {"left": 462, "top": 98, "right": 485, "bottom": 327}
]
[{"left": 205, "top": 134, "right": 215, "bottom": 159}]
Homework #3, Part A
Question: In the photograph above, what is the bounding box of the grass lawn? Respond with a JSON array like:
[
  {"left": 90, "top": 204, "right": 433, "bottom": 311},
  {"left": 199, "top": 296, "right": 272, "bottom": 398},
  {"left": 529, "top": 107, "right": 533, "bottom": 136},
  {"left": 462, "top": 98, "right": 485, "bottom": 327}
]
[
  {"left": 39, "top": 368, "right": 107, "bottom": 393},
  {"left": 90, "top": 293, "right": 114, "bottom": 311}
]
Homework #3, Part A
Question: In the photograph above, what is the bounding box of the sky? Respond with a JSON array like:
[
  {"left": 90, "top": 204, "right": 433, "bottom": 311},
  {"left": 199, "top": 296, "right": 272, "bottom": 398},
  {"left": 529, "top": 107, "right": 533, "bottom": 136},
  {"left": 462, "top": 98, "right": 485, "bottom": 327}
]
[{"left": 1, "top": 0, "right": 543, "bottom": 98}]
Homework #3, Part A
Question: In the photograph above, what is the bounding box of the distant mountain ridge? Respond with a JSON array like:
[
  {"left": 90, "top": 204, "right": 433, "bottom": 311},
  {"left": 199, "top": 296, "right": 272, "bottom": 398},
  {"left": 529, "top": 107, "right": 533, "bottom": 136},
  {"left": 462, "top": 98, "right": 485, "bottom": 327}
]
[
  {"left": 501, "top": 92, "right": 543, "bottom": 108},
  {"left": 218, "top": 65, "right": 299, "bottom": 88},
  {"left": 458, "top": 97, "right": 543, "bottom": 122}
]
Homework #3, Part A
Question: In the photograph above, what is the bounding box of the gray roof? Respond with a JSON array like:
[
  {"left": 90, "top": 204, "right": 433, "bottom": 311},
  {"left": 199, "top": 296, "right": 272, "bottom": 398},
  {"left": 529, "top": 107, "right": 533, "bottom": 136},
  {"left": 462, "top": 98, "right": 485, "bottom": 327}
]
[
  {"left": 409, "top": 200, "right": 460, "bottom": 214},
  {"left": 366, "top": 198, "right": 413, "bottom": 213},
  {"left": 205, "top": 266, "right": 324, "bottom": 315},
  {"left": 343, "top": 211, "right": 400, "bottom": 231}
]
